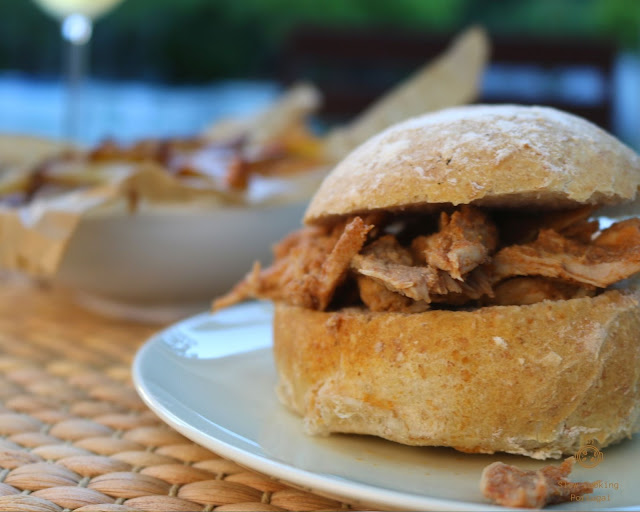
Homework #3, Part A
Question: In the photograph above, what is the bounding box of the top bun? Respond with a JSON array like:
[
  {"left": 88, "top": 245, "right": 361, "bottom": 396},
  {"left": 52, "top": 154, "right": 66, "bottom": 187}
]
[{"left": 305, "top": 105, "right": 640, "bottom": 224}]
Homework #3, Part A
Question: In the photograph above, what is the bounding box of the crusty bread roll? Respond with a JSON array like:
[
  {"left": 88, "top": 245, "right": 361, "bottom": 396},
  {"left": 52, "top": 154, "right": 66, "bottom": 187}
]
[
  {"left": 274, "top": 290, "right": 640, "bottom": 459},
  {"left": 305, "top": 105, "right": 640, "bottom": 224},
  {"left": 250, "top": 105, "right": 640, "bottom": 459}
]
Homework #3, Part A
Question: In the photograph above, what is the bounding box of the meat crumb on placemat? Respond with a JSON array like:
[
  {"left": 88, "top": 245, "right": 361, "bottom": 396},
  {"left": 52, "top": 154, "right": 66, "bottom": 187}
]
[{"left": 480, "top": 457, "right": 594, "bottom": 509}]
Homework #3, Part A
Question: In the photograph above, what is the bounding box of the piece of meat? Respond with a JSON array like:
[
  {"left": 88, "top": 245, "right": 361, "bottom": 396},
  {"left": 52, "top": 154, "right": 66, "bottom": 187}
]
[
  {"left": 594, "top": 217, "right": 640, "bottom": 248},
  {"left": 352, "top": 235, "right": 436, "bottom": 311},
  {"left": 352, "top": 234, "right": 495, "bottom": 306},
  {"left": 212, "top": 216, "right": 373, "bottom": 311},
  {"left": 245, "top": 225, "right": 338, "bottom": 309},
  {"left": 351, "top": 235, "right": 463, "bottom": 303},
  {"left": 432, "top": 266, "right": 495, "bottom": 305},
  {"left": 480, "top": 458, "right": 594, "bottom": 509},
  {"left": 356, "top": 275, "right": 430, "bottom": 312},
  {"left": 271, "top": 224, "right": 328, "bottom": 260},
  {"left": 351, "top": 254, "right": 446, "bottom": 302},
  {"left": 492, "top": 219, "right": 640, "bottom": 288},
  {"left": 490, "top": 277, "right": 593, "bottom": 306},
  {"left": 211, "top": 238, "right": 315, "bottom": 311},
  {"left": 459, "top": 265, "right": 494, "bottom": 299},
  {"left": 310, "top": 216, "right": 374, "bottom": 310},
  {"left": 412, "top": 205, "right": 498, "bottom": 280}
]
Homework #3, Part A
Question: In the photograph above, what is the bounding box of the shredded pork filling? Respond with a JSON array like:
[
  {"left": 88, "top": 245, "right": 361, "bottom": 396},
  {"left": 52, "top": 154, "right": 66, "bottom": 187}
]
[
  {"left": 213, "top": 205, "right": 640, "bottom": 312},
  {"left": 480, "top": 458, "right": 594, "bottom": 509}
]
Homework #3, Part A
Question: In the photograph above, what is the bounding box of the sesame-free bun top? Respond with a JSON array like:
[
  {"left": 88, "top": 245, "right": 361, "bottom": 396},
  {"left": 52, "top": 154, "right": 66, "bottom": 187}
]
[{"left": 305, "top": 105, "right": 640, "bottom": 224}]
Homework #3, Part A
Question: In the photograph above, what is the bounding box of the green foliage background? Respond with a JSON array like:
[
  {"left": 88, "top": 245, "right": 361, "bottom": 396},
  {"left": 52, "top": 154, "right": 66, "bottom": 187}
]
[{"left": 0, "top": 0, "right": 638, "bottom": 82}]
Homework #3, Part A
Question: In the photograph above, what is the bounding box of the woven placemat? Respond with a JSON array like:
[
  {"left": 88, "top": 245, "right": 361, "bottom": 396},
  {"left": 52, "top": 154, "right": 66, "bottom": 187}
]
[{"left": 0, "top": 276, "right": 373, "bottom": 512}]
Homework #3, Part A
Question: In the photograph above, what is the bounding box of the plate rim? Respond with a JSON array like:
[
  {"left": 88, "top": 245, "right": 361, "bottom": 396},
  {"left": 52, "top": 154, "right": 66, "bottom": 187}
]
[{"left": 132, "top": 308, "right": 634, "bottom": 512}]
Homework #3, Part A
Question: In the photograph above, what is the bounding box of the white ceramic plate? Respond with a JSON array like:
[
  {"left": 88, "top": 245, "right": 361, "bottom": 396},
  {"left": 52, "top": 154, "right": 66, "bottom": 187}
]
[{"left": 132, "top": 302, "right": 640, "bottom": 511}]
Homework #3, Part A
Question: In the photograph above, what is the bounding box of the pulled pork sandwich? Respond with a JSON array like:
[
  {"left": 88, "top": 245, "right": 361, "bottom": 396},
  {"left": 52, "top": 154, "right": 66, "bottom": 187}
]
[{"left": 214, "top": 105, "right": 640, "bottom": 460}]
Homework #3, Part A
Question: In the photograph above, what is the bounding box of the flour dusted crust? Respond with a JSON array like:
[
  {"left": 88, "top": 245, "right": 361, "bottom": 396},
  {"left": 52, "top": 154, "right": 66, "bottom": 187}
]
[
  {"left": 273, "top": 290, "right": 640, "bottom": 459},
  {"left": 305, "top": 105, "right": 640, "bottom": 223}
]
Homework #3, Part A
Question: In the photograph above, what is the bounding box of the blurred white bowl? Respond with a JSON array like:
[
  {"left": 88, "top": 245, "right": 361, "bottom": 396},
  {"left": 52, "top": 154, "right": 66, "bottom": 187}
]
[{"left": 54, "top": 201, "right": 306, "bottom": 322}]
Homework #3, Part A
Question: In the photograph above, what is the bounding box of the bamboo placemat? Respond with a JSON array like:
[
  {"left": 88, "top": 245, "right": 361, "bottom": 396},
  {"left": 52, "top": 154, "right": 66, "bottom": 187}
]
[{"left": 0, "top": 276, "right": 371, "bottom": 512}]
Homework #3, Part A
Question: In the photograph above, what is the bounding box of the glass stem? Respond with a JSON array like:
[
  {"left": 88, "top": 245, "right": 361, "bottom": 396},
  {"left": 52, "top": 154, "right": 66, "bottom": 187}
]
[{"left": 61, "top": 14, "right": 93, "bottom": 143}]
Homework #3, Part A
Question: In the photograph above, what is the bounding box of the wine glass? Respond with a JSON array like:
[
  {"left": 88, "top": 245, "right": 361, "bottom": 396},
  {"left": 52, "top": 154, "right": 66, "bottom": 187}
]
[{"left": 32, "top": 0, "right": 124, "bottom": 142}]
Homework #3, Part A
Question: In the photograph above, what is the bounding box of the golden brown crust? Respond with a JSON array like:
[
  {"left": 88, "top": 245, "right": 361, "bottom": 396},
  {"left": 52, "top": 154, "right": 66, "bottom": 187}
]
[
  {"left": 304, "top": 105, "right": 640, "bottom": 224},
  {"left": 273, "top": 290, "right": 640, "bottom": 459}
]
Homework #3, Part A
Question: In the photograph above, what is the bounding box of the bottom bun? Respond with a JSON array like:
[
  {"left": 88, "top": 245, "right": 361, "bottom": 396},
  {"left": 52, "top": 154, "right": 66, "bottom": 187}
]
[{"left": 273, "top": 290, "right": 640, "bottom": 459}]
